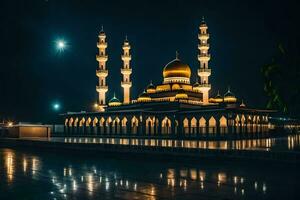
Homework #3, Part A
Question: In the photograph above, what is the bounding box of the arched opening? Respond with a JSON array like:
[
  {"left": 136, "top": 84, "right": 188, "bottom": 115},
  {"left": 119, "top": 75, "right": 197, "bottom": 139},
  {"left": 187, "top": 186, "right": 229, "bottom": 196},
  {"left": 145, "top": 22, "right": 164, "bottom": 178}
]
[
  {"left": 68, "top": 118, "right": 74, "bottom": 135},
  {"left": 99, "top": 117, "right": 105, "bottom": 134},
  {"left": 146, "top": 117, "right": 154, "bottom": 135},
  {"left": 92, "top": 117, "right": 98, "bottom": 135},
  {"left": 131, "top": 116, "right": 139, "bottom": 134},
  {"left": 65, "top": 119, "right": 69, "bottom": 126},
  {"left": 219, "top": 116, "right": 227, "bottom": 134},
  {"left": 79, "top": 117, "right": 85, "bottom": 135},
  {"left": 85, "top": 117, "right": 92, "bottom": 135},
  {"left": 105, "top": 117, "right": 112, "bottom": 134},
  {"left": 121, "top": 117, "right": 128, "bottom": 134},
  {"left": 235, "top": 115, "right": 240, "bottom": 133},
  {"left": 199, "top": 117, "right": 206, "bottom": 135},
  {"left": 190, "top": 117, "right": 197, "bottom": 135},
  {"left": 241, "top": 115, "right": 246, "bottom": 133},
  {"left": 208, "top": 116, "right": 216, "bottom": 134},
  {"left": 161, "top": 117, "right": 171, "bottom": 135},
  {"left": 112, "top": 117, "right": 120, "bottom": 134},
  {"left": 183, "top": 118, "right": 189, "bottom": 135},
  {"left": 247, "top": 115, "right": 252, "bottom": 133}
]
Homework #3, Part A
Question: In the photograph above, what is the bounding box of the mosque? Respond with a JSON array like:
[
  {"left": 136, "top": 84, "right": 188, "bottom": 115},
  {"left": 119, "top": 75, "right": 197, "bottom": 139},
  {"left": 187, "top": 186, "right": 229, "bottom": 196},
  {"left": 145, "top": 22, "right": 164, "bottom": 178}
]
[{"left": 63, "top": 19, "right": 275, "bottom": 139}]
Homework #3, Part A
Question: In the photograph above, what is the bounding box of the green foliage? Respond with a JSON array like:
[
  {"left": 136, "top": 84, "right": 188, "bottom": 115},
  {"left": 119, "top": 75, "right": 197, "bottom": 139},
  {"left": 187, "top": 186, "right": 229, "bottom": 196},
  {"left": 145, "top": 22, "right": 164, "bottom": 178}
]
[{"left": 262, "top": 44, "right": 300, "bottom": 117}]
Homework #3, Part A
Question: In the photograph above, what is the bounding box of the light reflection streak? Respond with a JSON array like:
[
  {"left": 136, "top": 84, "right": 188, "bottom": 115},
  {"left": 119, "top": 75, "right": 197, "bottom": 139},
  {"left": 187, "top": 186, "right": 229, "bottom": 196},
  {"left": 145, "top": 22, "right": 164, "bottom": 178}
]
[
  {"left": 0, "top": 149, "right": 273, "bottom": 199},
  {"left": 5, "top": 152, "right": 14, "bottom": 182},
  {"left": 60, "top": 136, "right": 298, "bottom": 151}
]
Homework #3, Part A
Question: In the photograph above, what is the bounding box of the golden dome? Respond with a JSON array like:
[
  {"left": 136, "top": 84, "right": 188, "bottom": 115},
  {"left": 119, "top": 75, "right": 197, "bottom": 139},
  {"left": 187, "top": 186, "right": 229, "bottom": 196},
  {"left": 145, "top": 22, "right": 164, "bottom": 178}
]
[
  {"left": 224, "top": 88, "right": 237, "bottom": 103},
  {"left": 163, "top": 59, "right": 191, "bottom": 79},
  {"left": 175, "top": 88, "right": 189, "bottom": 100}
]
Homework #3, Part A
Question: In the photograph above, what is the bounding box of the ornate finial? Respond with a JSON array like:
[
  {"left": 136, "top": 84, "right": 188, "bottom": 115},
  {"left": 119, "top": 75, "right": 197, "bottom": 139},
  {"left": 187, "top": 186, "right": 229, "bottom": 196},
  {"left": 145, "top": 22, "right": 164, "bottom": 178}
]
[
  {"left": 227, "top": 86, "right": 231, "bottom": 92},
  {"left": 175, "top": 51, "right": 179, "bottom": 59},
  {"left": 113, "top": 92, "right": 116, "bottom": 98},
  {"left": 100, "top": 25, "right": 104, "bottom": 32},
  {"left": 150, "top": 80, "right": 153, "bottom": 84},
  {"left": 217, "top": 90, "right": 220, "bottom": 95},
  {"left": 202, "top": 16, "right": 205, "bottom": 22},
  {"left": 240, "top": 99, "right": 246, "bottom": 107},
  {"left": 125, "top": 35, "right": 128, "bottom": 42}
]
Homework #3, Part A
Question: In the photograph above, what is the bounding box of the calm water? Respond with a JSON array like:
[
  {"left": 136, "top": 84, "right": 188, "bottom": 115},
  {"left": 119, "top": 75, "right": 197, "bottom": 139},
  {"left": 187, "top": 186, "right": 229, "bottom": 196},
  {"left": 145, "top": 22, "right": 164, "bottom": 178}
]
[
  {"left": 49, "top": 134, "right": 300, "bottom": 151},
  {"left": 0, "top": 147, "right": 299, "bottom": 200}
]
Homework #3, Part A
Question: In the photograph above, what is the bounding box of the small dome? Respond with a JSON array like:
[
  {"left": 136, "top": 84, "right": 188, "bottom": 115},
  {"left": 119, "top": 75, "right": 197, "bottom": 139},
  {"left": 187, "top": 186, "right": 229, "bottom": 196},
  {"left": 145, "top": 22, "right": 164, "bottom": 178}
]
[
  {"left": 240, "top": 100, "right": 246, "bottom": 107},
  {"left": 224, "top": 88, "right": 237, "bottom": 103},
  {"left": 214, "top": 91, "right": 223, "bottom": 103},
  {"left": 108, "top": 95, "right": 121, "bottom": 106},
  {"left": 163, "top": 59, "right": 191, "bottom": 79},
  {"left": 138, "top": 90, "right": 151, "bottom": 102},
  {"left": 146, "top": 81, "right": 156, "bottom": 93},
  {"left": 175, "top": 88, "right": 189, "bottom": 100},
  {"left": 193, "top": 81, "right": 200, "bottom": 88}
]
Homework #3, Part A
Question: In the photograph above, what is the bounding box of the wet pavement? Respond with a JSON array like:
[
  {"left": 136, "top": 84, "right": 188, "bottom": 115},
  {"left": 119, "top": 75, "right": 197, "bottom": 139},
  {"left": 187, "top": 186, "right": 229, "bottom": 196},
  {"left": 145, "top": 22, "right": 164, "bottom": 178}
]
[{"left": 0, "top": 147, "right": 299, "bottom": 199}]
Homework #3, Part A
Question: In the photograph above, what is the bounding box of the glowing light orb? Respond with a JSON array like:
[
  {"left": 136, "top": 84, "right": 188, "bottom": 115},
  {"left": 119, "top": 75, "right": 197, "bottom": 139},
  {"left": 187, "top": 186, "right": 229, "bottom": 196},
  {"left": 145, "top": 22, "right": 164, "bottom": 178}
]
[
  {"left": 53, "top": 103, "right": 60, "bottom": 111},
  {"left": 56, "top": 40, "right": 66, "bottom": 51}
]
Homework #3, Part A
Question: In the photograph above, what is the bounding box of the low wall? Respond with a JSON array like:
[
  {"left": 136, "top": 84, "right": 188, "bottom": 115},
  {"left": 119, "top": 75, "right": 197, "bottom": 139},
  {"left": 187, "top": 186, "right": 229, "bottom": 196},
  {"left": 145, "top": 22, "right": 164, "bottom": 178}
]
[{"left": 6, "top": 126, "right": 50, "bottom": 138}]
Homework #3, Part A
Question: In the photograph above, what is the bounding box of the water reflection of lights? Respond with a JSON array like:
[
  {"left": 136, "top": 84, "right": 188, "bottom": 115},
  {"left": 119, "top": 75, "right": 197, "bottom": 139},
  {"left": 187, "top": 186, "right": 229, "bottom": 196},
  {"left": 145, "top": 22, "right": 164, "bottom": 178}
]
[
  {"left": 0, "top": 149, "right": 273, "bottom": 199},
  {"left": 218, "top": 172, "right": 227, "bottom": 185},
  {"left": 32, "top": 158, "right": 37, "bottom": 175},
  {"left": 73, "top": 180, "right": 77, "bottom": 191},
  {"left": 62, "top": 136, "right": 295, "bottom": 151},
  {"left": 23, "top": 158, "right": 27, "bottom": 173},
  {"left": 6, "top": 152, "right": 14, "bottom": 182},
  {"left": 87, "top": 174, "right": 94, "bottom": 193},
  {"left": 199, "top": 170, "right": 206, "bottom": 181},
  {"left": 262, "top": 183, "right": 267, "bottom": 193}
]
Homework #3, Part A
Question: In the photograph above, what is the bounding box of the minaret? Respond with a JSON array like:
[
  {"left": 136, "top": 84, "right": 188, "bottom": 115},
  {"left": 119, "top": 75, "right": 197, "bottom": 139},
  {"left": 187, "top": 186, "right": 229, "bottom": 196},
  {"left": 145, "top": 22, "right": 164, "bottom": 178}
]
[
  {"left": 197, "top": 17, "right": 211, "bottom": 104},
  {"left": 96, "top": 26, "right": 108, "bottom": 111},
  {"left": 121, "top": 36, "right": 132, "bottom": 104}
]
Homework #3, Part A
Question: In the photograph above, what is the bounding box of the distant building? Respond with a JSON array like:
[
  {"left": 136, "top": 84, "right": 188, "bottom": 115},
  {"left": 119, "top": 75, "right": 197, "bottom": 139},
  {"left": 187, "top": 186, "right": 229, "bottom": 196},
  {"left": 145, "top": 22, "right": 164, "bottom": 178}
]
[{"left": 63, "top": 19, "right": 275, "bottom": 139}]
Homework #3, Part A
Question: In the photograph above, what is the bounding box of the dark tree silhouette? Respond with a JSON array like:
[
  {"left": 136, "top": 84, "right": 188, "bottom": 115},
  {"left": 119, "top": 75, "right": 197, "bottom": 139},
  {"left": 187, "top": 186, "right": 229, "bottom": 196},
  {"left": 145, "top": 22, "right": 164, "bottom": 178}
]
[{"left": 262, "top": 44, "right": 300, "bottom": 117}]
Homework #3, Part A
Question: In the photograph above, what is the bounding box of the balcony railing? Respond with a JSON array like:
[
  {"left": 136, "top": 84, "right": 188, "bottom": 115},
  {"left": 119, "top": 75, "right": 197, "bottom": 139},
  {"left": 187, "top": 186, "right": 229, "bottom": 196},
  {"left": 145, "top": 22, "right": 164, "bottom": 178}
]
[
  {"left": 96, "top": 55, "right": 108, "bottom": 62},
  {"left": 121, "top": 81, "right": 132, "bottom": 87},
  {"left": 121, "top": 68, "right": 132, "bottom": 74},
  {"left": 97, "top": 42, "right": 107, "bottom": 48},
  {"left": 198, "top": 34, "right": 210, "bottom": 39},
  {"left": 121, "top": 55, "right": 132, "bottom": 60},
  {"left": 96, "top": 69, "right": 108, "bottom": 76},
  {"left": 198, "top": 68, "right": 211, "bottom": 73},
  {"left": 199, "top": 83, "right": 211, "bottom": 88},
  {"left": 198, "top": 44, "right": 210, "bottom": 49},
  {"left": 96, "top": 85, "right": 108, "bottom": 91}
]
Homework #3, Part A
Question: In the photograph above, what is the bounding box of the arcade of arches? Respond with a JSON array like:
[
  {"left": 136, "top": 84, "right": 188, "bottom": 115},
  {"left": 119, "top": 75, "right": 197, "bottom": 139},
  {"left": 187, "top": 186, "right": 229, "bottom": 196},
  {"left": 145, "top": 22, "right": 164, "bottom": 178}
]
[{"left": 64, "top": 113, "right": 271, "bottom": 138}]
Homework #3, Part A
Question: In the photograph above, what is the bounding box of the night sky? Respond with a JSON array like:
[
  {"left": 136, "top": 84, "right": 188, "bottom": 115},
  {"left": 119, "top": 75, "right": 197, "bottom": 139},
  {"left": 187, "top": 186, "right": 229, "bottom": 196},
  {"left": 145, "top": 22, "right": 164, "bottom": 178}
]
[{"left": 1, "top": 0, "right": 299, "bottom": 122}]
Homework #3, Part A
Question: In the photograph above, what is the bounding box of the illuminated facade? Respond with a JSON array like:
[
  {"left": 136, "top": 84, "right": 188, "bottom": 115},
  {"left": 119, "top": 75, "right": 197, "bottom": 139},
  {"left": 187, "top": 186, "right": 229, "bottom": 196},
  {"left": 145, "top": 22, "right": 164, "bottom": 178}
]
[
  {"left": 63, "top": 19, "right": 275, "bottom": 139},
  {"left": 96, "top": 27, "right": 108, "bottom": 112}
]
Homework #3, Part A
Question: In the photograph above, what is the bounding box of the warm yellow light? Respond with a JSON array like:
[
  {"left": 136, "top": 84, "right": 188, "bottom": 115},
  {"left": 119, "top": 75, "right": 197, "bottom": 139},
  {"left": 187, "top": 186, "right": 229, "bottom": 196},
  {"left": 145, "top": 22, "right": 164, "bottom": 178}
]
[
  {"left": 137, "top": 97, "right": 151, "bottom": 102},
  {"left": 94, "top": 103, "right": 98, "bottom": 108},
  {"left": 7, "top": 122, "right": 13, "bottom": 127},
  {"left": 108, "top": 102, "right": 122, "bottom": 106}
]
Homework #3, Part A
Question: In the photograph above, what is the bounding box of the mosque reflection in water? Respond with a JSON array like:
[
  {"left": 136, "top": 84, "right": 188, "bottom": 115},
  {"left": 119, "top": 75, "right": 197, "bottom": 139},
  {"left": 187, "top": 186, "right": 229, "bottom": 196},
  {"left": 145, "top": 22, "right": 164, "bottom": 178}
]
[
  {"left": 1, "top": 148, "right": 298, "bottom": 200},
  {"left": 60, "top": 134, "right": 300, "bottom": 151}
]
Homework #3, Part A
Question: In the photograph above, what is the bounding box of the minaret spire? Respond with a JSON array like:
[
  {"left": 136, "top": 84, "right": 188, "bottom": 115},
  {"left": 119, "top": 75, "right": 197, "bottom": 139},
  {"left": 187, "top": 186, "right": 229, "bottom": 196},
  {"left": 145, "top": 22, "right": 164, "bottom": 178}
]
[
  {"left": 96, "top": 28, "right": 108, "bottom": 112},
  {"left": 197, "top": 17, "right": 211, "bottom": 104},
  {"left": 121, "top": 36, "right": 132, "bottom": 104}
]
